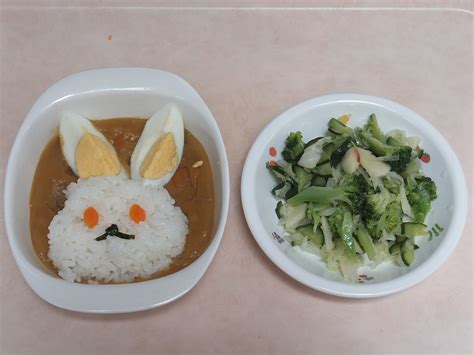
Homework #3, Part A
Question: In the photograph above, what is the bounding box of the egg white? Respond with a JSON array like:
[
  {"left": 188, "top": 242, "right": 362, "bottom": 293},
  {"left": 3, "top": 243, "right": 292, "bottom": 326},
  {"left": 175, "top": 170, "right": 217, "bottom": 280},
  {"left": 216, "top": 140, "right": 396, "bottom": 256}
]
[
  {"left": 130, "top": 103, "right": 184, "bottom": 187},
  {"left": 59, "top": 111, "right": 126, "bottom": 177}
]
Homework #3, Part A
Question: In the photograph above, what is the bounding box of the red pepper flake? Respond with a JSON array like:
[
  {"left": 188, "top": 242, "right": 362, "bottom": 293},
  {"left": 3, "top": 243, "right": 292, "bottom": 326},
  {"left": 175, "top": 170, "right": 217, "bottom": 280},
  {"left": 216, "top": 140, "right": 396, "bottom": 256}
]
[
  {"left": 420, "top": 153, "right": 431, "bottom": 163},
  {"left": 268, "top": 160, "right": 278, "bottom": 167},
  {"left": 269, "top": 147, "right": 277, "bottom": 157}
]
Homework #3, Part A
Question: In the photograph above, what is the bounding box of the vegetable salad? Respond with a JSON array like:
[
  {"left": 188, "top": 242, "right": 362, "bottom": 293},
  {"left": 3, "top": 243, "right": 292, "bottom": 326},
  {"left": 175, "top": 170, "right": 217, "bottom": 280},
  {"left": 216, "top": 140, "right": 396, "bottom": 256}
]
[{"left": 267, "top": 114, "right": 437, "bottom": 281}]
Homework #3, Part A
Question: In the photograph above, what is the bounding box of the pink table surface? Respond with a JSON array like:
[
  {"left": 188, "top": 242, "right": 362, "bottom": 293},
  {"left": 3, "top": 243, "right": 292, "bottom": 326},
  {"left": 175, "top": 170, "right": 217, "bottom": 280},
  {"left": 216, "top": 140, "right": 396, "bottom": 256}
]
[{"left": 1, "top": 1, "right": 472, "bottom": 354}]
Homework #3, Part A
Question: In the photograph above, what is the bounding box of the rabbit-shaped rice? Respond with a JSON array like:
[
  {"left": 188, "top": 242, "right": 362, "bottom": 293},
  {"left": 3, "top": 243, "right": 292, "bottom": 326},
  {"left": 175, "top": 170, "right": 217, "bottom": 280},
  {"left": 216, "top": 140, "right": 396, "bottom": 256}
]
[
  {"left": 48, "top": 176, "right": 188, "bottom": 283},
  {"left": 48, "top": 104, "right": 188, "bottom": 283}
]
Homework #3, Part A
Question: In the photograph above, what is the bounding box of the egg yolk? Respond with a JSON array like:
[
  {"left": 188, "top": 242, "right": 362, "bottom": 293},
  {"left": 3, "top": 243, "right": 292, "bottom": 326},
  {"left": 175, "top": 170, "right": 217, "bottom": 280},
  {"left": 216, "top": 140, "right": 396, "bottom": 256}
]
[
  {"left": 76, "top": 132, "right": 121, "bottom": 178},
  {"left": 140, "top": 132, "right": 178, "bottom": 179}
]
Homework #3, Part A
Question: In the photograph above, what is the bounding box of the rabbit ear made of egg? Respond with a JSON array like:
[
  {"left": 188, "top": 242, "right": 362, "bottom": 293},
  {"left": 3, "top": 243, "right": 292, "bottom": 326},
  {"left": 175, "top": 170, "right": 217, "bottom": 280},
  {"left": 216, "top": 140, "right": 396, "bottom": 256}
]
[
  {"left": 130, "top": 103, "right": 184, "bottom": 186},
  {"left": 59, "top": 111, "right": 127, "bottom": 179}
]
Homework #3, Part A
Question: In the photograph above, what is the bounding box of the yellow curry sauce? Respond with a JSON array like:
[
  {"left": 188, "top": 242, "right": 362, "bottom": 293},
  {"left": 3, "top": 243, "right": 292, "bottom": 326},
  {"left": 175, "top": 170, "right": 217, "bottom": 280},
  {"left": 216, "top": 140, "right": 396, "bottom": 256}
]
[{"left": 29, "top": 118, "right": 215, "bottom": 283}]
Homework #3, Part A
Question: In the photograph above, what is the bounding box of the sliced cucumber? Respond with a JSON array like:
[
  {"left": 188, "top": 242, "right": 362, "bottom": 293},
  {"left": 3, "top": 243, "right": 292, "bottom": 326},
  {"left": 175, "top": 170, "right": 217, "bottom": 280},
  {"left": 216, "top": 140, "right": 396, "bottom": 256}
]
[
  {"left": 271, "top": 181, "right": 285, "bottom": 194},
  {"left": 396, "top": 235, "right": 406, "bottom": 243},
  {"left": 389, "top": 242, "right": 401, "bottom": 255},
  {"left": 401, "top": 238, "right": 415, "bottom": 266},
  {"left": 284, "top": 203, "right": 308, "bottom": 232},
  {"left": 387, "top": 136, "right": 401, "bottom": 147},
  {"left": 313, "top": 162, "right": 332, "bottom": 176},
  {"left": 296, "top": 224, "right": 313, "bottom": 235},
  {"left": 330, "top": 138, "right": 352, "bottom": 167},
  {"left": 402, "top": 222, "right": 427, "bottom": 238},
  {"left": 367, "top": 114, "right": 386, "bottom": 143},
  {"left": 300, "top": 239, "right": 321, "bottom": 254},
  {"left": 268, "top": 164, "right": 297, "bottom": 185},
  {"left": 359, "top": 131, "right": 396, "bottom": 156},
  {"left": 317, "top": 142, "right": 336, "bottom": 165},
  {"left": 311, "top": 175, "right": 327, "bottom": 187},
  {"left": 328, "top": 117, "right": 353, "bottom": 135},
  {"left": 275, "top": 201, "right": 285, "bottom": 219},
  {"left": 268, "top": 164, "right": 286, "bottom": 181},
  {"left": 287, "top": 232, "right": 304, "bottom": 246},
  {"left": 285, "top": 185, "right": 298, "bottom": 199},
  {"left": 272, "top": 181, "right": 291, "bottom": 198},
  {"left": 310, "top": 228, "right": 324, "bottom": 247},
  {"left": 305, "top": 137, "right": 324, "bottom": 148},
  {"left": 296, "top": 224, "right": 324, "bottom": 247},
  {"left": 355, "top": 225, "right": 376, "bottom": 261}
]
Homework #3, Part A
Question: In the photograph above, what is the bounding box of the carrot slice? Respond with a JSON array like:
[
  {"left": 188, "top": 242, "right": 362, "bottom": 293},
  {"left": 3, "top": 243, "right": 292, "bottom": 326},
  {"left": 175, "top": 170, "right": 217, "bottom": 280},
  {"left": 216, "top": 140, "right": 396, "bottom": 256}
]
[
  {"left": 130, "top": 204, "right": 146, "bottom": 224},
  {"left": 83, "top": 207, "right": 99, "bottom": 229}
]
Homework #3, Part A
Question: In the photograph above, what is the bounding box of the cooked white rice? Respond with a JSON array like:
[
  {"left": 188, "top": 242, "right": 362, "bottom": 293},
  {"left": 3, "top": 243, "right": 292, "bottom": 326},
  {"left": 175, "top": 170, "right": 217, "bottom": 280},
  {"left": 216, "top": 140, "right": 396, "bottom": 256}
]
[{"left": 48, "top": 176, "right": 188, "bottom": 283}]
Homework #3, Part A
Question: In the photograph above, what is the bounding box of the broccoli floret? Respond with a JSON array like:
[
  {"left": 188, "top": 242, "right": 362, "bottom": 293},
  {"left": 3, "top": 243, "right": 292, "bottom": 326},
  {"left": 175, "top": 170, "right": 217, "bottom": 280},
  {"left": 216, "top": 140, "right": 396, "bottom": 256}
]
[
  {"left": 416, "top": 177, "right": 437, "bottom": 200},
  {"left": 339, "top": 174, "right": 369, "bottom": 216},
  {"left": 335, "top": 174, "right": 381, "bottom": 223},
  {"left": 282, "top": 131, "right": 305, "bottom": 163},
  {"left": 367, "top": 188, "right": 394, "bottom": 216},
  {"left": 288, "top": 173, "right": 376, "bottom": 223},
  {"left": 338, "top": 173, "right": 365, "bottom": 192},
  {"left": 380, "top": 201, "right": 402, "bottom": 233},
  {"left": 329, "top": 174, "right": 376, "bottom": 220},
  {"left": 365, "top": 201, "right": 402, "bottom": 238},
  {"left": 407, "top": 177, "right": 437, "bottom": 223},
  {"left": 365, "top": 218, "right": 381, "bottom": 240},
  {"left": 388, "top": 146, "right": 413, "bottom": 173},
  {"left": 289, "top": 172, "right": 386, "bottom": 226}
]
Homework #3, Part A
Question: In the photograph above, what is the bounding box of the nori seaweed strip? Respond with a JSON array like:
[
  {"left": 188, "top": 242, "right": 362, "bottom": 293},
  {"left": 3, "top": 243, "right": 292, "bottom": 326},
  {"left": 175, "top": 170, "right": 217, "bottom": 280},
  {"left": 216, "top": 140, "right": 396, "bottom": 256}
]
[
  {"left": 114, "top": 232, "right": 135, "bottom": 240},
  {"left": 95, "top": 224, "right": 135, "bottom": 241}
]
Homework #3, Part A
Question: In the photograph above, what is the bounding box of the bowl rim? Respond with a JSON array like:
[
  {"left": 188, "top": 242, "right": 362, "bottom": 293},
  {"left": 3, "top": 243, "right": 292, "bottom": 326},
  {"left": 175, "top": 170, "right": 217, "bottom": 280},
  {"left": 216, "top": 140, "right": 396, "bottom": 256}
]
[
  {"left": 4, "top": 67, "right": 230, "bottom": 313},
  {"left": 241, "top": 93, "right": 468, "bottom": 298}
]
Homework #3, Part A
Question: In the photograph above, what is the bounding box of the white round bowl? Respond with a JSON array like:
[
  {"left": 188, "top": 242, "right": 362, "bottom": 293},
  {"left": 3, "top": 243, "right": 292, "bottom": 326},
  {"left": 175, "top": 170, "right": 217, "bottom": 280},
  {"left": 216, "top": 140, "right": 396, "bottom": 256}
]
[
  {"left": 241, "top": 94, "right": 467, "bottom": 298},
  {"left": 4, "top": 68, "right": 230, "bottom": 313}
]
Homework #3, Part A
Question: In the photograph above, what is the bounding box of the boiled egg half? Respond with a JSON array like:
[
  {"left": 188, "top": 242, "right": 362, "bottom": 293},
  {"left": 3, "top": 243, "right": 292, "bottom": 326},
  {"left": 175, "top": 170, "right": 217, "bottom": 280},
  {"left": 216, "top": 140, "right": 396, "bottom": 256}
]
[
  {"left": 59, "top": 111, "right": 126, "bottom": 178},
  {"left": 130, "top": 103, "right": 184, "bottom": 186}
]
